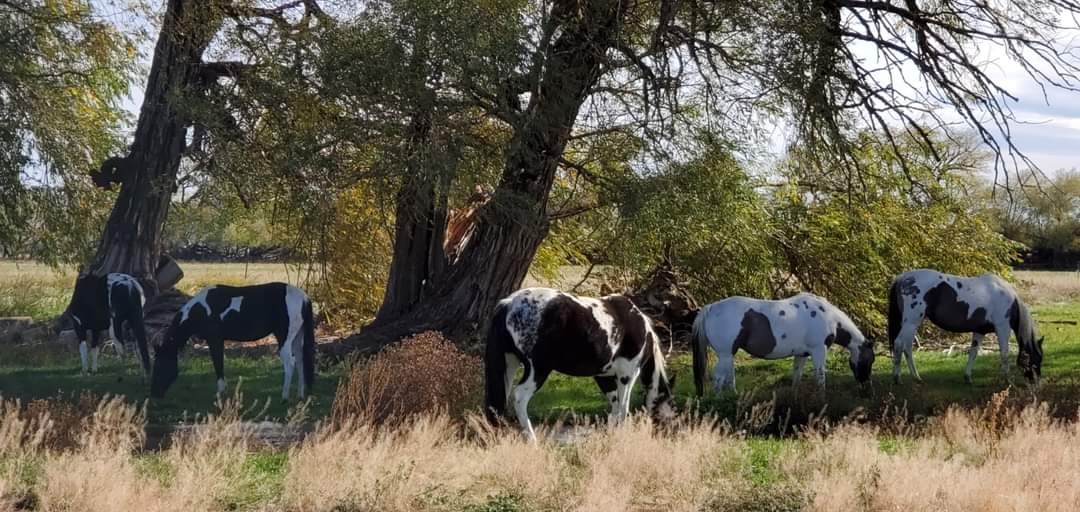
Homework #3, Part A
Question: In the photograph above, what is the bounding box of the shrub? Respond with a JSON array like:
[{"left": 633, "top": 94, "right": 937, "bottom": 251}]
[
  {"left": 331, "top": 331, "right": 484, "bottom": 426},
  {"left": 312, "top": 185, "right": 393, "bottom": 331}
]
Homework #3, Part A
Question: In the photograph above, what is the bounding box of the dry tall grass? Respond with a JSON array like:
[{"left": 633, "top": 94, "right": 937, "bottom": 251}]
[
  {"left": 790, "top": 390, "right": 1080, "bottom": 512},
  {"left": 331, "top": 331, "right": 483, "bottom": 426},
  {"left": 5, "top": 390, "right": 1080, "bottom": 511},
  {"left": 1016, "top": 270, "right": 1080, "bottom": 304}
]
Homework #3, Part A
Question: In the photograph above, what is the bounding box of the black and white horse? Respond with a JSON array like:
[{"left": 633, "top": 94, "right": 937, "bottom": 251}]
[
  {"left": 68, "top": 273, "right": 149, "bottom": 376},
  {"left": 691, "top": 293, "right": 874, "bottom": 395},
  {"left": 150, "top": 283, "right": 316, "bottom": 400},
  {"left": 887, "top": 269, "right": 1043, "bottom": 384},
  {"left": 484, "top": 287, "right": 677, "bottom": 442}
]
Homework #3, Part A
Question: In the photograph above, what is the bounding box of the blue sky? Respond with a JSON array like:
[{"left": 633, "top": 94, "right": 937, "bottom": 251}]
[{"left": 105, "top": 3, "right": 1080, "bottom": 177}]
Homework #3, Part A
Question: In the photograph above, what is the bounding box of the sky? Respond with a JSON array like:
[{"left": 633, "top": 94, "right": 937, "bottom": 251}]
[{"left": 104, "top": 2, "right": 1080, "bottom": 178}]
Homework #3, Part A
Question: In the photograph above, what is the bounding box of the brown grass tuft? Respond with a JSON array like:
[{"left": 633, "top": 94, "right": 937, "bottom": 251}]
[
  {"left": 791, "top": 397, "right": 1080, "bottom": 511},
  {"left": 331, "top": 331, "right": 483, "bottom": 426}
]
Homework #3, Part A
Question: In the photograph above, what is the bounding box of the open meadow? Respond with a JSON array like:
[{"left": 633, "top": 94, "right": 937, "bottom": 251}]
[{"left": 1, "top": 263, "right": 1079, "bottom": 510}]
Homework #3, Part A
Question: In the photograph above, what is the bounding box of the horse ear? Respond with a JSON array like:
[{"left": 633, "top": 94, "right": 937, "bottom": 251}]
[{"left": 1038, "top": 336, "right": 1045, "bottom": 346}]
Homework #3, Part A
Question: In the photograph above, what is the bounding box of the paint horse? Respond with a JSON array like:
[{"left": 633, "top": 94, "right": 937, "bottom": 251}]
[
  {"left": 68, "top": 273, "right": 149, "bottom": 376},
  {"left": 887, "top": 269, "right": 1043, "bottom": 384},
  {"left": 151, "top": 283, "right": 315, "bottom": 400},
  {"left": 692, "top": 293, "right": 874, "bottom": 395},
  {"left": 485, "top": 288, "right": 677, "bottom": 442}
]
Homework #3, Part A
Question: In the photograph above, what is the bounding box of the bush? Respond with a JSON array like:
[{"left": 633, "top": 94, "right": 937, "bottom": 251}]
[
  {"left": 312, "top": 185, "right": 393, "bottom": 331},
  {"left": 331, "top": 331, "right": 484, "bottom": 426}
]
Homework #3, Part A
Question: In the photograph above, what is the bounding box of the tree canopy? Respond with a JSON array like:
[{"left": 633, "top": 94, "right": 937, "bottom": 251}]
[
  {"left": 8, "top": 0, "right": 1080, "bottom": 344},
  {"left": 0, "top": 0, "right": 136, "bottom": 261}
]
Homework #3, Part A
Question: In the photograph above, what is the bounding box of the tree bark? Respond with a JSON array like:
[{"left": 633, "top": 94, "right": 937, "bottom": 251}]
[
  {"left": 82, "top": 0, "right": 222, "bottom": 292},
  {"left": 372, "top": 95, "right": 448, "bottom": 324},
  {"left": 338, "top": 0, "right": 626, "bottom": 353}
]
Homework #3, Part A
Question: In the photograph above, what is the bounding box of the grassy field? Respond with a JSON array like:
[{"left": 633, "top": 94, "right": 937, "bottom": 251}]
[
  {"left": 1, "top": 264, "right": 1079, "bottom": 511},
  {"left": 1, "top": 261, "right": 1078, "bottom": 428}
]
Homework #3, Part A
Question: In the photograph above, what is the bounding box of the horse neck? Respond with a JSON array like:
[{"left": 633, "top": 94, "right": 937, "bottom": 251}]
[
  {"left": 162, "top": 321, "right": 192, "bottom": 354},
  {"left": 1014, "top": 299, "right": 1038, "bottom": 350}
]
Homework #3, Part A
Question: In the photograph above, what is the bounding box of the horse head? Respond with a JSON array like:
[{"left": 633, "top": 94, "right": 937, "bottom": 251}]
[
  {"left": 150, "top": 315, "right": 186, "bottom": 398},
  {"left": 848, "top": 337, "right": 875, "bottom": 384},
  {"left": 1018, "top": 335, "right": 1044, "bottom": 385}
]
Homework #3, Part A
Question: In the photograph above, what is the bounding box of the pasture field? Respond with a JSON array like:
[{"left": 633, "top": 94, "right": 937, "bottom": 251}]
[
  {"left": 1, "top": 263, "right": 1079, "bottom": 510},
  {"left": 0, "top": 262, "right": 1078, "bottom": 425}
]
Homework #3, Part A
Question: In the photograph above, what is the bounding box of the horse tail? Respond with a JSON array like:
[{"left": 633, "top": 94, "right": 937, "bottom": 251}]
[
  {"left": 302, "top": 298, "right": 316, "bottom": 391},
  {"left": 484, "top": 302, "right": 511, "bottom": 425},
  {"left": 691, "top": 304, "right": 710, "bottom": 397},
  {"left": 887, "top": 279, "right": 902, "bottom": 352}
]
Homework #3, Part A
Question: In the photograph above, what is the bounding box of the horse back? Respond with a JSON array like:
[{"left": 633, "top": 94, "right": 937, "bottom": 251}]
[
  {"left": 191, "top": 283, "right": 296, "bottom": 342},
  {"left": 70, "top": 274, "right": 110, "bottom": 330},
  {"left": 702, "top": 295, "right": 834, "bottom": 357},
  {"left": 900, "top": 269, "right": 1012, "bottom": 334}
]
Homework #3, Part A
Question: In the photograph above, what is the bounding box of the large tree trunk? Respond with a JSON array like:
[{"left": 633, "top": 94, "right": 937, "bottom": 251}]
[
  {"left": 64, "top": 0, "right": 222, "bottom": 337},
  {"left": 372, "top": 94, "right": 448, "bottom": 324},
  {"left": 339, "top": 0, "right": 625, "bottom": 353},
  {"left": 83, "top": 0, "right": 221, "bottom": 291}
]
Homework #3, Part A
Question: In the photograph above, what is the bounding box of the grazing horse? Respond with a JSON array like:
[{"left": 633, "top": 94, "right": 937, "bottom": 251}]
[
  {"left": 68, "top": 273, "right": 149, "bottom": 376},
  {"left": 887, "top": 269, "right": 1043, "bottom": 384},
  {"left": 691, "top": 293, "right": 874, "bottom": 395},
  {"left": 484, "top": 288, "right": 677, "bottom": 442},
  {"left": 150, "top": 283, "right": 315, "bottom": 401}
]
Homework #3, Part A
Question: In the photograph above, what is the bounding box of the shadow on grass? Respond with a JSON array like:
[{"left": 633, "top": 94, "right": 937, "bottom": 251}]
[{"left": 0, "top": 347, "right": 341, "bottom": 425}]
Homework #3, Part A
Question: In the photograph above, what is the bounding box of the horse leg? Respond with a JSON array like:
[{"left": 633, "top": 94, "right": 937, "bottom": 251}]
[
  {"left": 791, "top": 356, "right": 807, "bottom": 387},
  {"left": 90, "top": 330, "right": 101, "bottom": 374},
  {"left": 208, "top": 336, "right": 226, "bottom": 396},
  {"left": 892, "top": 324, "right": 918, "bottom": 384},
  {"left": 280, "top": 319, "right": 302, "bottom": 401},
  {"left": 76, "top": 327, "right": 89, "bottom": 375},
  {"left": 811, "top": 347, "right": 827, "bottom": 387},
  {"left": 965, "top": 333, "right": 984, "bottom": 384},
  {"left": 996, "top": 324, "right": 1012, "bottom": 381},
  {"left": 904, "top": 341, "right": 922, "bottom": 383},
  {"left": 504, "top": 353, "right": 521, "bottom": 411},
  {"left": 512, "top": 366, "right": 550, "bottom": 442},
  {"left": 131, "top": 317, "right": 151, "bottom": 380},
  {"left": 109, "top": 317, "right": 125, "bottom": 358},
  {"left": 715, "top": 354, "right": 736, "bottom": 392},
  {"left": 594, "top": 376, "right": 618, "bottom": 424},
  {"left": 614, "top": 366, "right": 641, "bottom": 423}
]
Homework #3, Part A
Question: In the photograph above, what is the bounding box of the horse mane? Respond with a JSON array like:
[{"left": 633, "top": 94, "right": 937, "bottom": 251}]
[
  {"left": 1013, "top": 296, "right": 1041, "bottom": 356},
  {"left": 159, "top": 313, "right": 191, "bottom": 356}
]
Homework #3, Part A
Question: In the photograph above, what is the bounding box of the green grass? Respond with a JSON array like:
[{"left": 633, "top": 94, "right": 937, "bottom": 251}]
[
  {"left": 0, "top": 344, "right": 342, "bottom": 425},
  {"left": 1, "top": 260, "right": 1078, "bottom": 433},
  {"left": 0, "top": 302, "right": 1076, "bottom": 431},
  {"left": 529, "top": 302, "right": 1080, "bottom": 426}
]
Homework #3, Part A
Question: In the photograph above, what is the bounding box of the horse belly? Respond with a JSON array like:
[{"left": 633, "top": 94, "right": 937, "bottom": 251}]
[
  {"left": 219, "top": 314, "right": 277, "bottom": 342},
  {"left": 539, "top": 341, "right": 616, "bottom": 377}
]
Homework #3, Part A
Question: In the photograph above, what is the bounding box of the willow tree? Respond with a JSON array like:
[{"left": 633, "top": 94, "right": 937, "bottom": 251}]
[
  {"left": 0, "top": 0, "right": 134, "bottom": 260},
  {"left": 78, "top": 0, "right": 329, "bottom": 297},
  {"left": 79, "top": 0, "right": 1080, "bottom": 349},
  {"left": 337, "top": 0, "right": 1080, "bottom": 350}
]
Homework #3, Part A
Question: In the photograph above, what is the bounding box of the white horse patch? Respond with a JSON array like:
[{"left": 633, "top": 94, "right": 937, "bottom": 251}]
[
  {"left": 504, "top": 288, "right": 562, "bottom": 354},
  {"left": 180, "top": 286, "right": 216, "bottom": 322},
  {"left": 220, "top": 297, "right": 244, "bottom": 320}
]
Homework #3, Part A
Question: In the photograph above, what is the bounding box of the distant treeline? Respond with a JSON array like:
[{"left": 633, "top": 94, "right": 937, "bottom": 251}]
[
  {"left": 166, "top": 244, "right": 295, "bottom": 263},
  {"left": 1015, "top": 248, "right": 1080, "bottom": 271}
]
